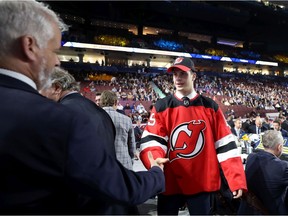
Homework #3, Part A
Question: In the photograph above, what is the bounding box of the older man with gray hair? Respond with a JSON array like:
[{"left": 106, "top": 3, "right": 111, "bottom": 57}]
[
  {"left": 238, "top": 130, "right": 288, "bottom": 215},
  {"left": 40, "top": 67, "right": 117, "bottom": 158},
  {"left": 0, "top": 1, "right": 167, "bottom": 210}
]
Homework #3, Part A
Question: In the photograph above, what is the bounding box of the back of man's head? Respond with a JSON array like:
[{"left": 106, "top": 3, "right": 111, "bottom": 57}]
[
  {"left": 50, "top": 67, "right": 79, "bottom": 91},
  {"left": 100, "top": 90, "right": 118, "bottom": 107},
  {"left": 0, "top": 0, "right": 68, "bottom": 57},
  {"left": 262, "top": 130, "right": 283, "bottom": 150}
]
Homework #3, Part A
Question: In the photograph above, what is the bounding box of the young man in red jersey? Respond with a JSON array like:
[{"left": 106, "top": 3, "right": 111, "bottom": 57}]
[{"left": 139, "top": 57, "right": 247, "bottom": 215}]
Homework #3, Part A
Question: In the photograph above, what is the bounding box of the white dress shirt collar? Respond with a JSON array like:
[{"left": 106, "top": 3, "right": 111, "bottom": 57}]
[
  {"left": 0, "top": 68, "right": 37, "bottom": 90},
  {"left": 175, "top": 90, "right": 197, "bottom": 100}
]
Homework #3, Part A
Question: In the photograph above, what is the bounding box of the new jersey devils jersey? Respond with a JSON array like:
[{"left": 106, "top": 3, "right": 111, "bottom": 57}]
[{"left": 139, "top": 93, "right": 247, "bottom": 195}]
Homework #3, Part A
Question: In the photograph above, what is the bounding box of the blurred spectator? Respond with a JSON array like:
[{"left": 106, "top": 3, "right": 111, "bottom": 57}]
[
  {"left": 238, "top": 130, "right": 287, "bottom": 215},
  {"left": 134, "top": 119, "right": 143, "bottom": 150},
  {"left": 231, "top": 118, "right": 245, "bottom": 140},
  {"left": 280, "top": 115, "right": 288, "bottom": 132},
  {"left": 123, "top": 102, "right": 131, "bottom": 110},
  {"left": 95, "top": 92, "right": 101, "bottom": 106},
  {"left": 136, "top": 102, "right": 147, "bottom": 114},
  {"left": 273, "top": 120, "right": 288, "bottom": 137},
  {"left": 247, "top": 116, "right": 268, "bottom": 134},
  {"left": 100, "top": 90, "right": 136, "bottom": 170},
  {"left": 262, "top": 117, "right": 271, "bottom": 130}
]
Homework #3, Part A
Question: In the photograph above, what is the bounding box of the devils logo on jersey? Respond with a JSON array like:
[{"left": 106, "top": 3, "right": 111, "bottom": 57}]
[{"left": 168, "top": 120, "right": 206, "bottom": 162}]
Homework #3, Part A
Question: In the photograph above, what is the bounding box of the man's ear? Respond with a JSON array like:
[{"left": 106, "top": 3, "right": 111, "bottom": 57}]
[
  {"left": 20, "top": 35, "right": 38, "bottom": 61},
  {"left": 192, "top": 72, "right": 196, "bottom": 81},
  {"left": 277, "top": 143, "right": 283, "bottom": 152},
  {"left": 53, "top": 83, "right": 62, "bottom": 94},
  {"left": 114, "top": 100, "right": 118, "bottom": 106}
]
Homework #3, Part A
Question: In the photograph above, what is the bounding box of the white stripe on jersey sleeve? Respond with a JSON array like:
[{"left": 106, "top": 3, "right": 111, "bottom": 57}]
[
  {"left": 142, "top": 130, "right": 169, "bottom": 142},
  {"left": 217, "top": 148, "right": 239, "bottom": 163},
  {"left": 215, "top": 133, "right": 235, "bottom": 149},
  {"left": 140, "top": 140, "right": 168, "bottom": 154}
]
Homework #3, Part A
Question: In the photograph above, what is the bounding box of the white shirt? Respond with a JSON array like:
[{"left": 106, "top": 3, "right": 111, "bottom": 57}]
[
  {"left": 175, "top": 90, "right": 197, "bottom": 100},
  {"left": 0, "top": 68, "right": 37, "bottom": 90},
  {"left": 234, "top": 128, "right": 240, "bottom": 138}
]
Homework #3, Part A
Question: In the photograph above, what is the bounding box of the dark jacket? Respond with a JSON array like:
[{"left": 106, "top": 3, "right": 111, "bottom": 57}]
[
  {"left": 134, "top": 125, "right": 143, "bottom": 143},
  {"left": 59, "top": 92, "right": 116, "bottom": 157},
  {"left": 281, "top": 128, "right": 288, "bottom": 138},
  {"left": 230, "top": 127, "right": 245, "bottom": 139},
  {"left": 238, "top": 150, "right": 288, "bottom": 215},
  {"left": 247, "top": 125, "right": 268, "bottom": 134},
  {"left": 0, "top": 73, "right": 165, "bottom": 214}
]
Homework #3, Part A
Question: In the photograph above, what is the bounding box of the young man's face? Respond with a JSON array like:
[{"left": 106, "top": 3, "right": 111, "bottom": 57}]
[
  {"left": 95, "top": 95, "right": 101, "bottom": 106},
  {"left": 172, "top": 69, "right": 195, "bottom": 95}
]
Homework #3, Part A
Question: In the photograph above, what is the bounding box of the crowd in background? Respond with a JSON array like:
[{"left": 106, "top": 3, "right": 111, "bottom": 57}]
[{"left": 73, "top": 70, "right": 288, "bottom": 125}]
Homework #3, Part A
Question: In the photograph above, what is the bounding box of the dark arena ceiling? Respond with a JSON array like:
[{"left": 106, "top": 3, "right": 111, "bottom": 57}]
[{"left": 42, "top": 1, "right": 288, "bottom": 53}]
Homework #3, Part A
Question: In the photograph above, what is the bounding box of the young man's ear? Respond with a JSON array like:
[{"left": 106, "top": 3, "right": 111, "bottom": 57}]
[{"left": 192, "top": 72, "right": 196, "bottom": 81}]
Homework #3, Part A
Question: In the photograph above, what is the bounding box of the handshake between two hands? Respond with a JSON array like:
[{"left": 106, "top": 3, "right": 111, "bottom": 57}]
[
  {"left": 147, "top": 151, "right": 169, "bottom": 171},
  {"left": 144, "top": 151, "right": 244, "bottom": 199}
]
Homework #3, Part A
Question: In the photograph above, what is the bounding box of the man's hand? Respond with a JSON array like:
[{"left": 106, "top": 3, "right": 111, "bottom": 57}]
[
  {"left": 233, "top": 189, "right": 243, "bottom": 199},
  {"left": 148, "top": 151, "right": 169, "bottom": 171}
]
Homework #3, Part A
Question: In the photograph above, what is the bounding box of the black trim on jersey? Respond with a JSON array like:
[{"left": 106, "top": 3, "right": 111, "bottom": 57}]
[
  {"left": 216, "top": 141, "right": 237, "bottom": 154},
  {"left": 139, "top": 135, "right": 167, "bottom": 146},
  {"left": 155, "top": 94, "right": 219, "bottom": 113}
]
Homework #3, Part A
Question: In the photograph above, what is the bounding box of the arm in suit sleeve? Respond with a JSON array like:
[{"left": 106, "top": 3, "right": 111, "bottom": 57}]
[{"left": 66, "top": 114, "right": 165, "bottom": 205}]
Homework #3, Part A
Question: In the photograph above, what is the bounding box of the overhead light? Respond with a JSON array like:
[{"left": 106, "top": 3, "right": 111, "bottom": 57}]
[{"left": 217, "top": 41, "right": 238, "bottom": 46}]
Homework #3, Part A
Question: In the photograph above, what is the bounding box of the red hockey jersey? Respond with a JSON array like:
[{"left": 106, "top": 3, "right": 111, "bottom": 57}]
[{"left": 140, "top": 93, "right": 247, "bottom": 195}]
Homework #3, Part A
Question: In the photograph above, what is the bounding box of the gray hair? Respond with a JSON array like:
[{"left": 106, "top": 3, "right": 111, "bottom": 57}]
[
  {"left": 262, "top": 130, "right": 284, "bottom": 150},
  {"left": 51, "top": 67, "right": 80, "bottom": 91},
  {"left": 0, "top": 0, "right": 68, "bottom": 57}
]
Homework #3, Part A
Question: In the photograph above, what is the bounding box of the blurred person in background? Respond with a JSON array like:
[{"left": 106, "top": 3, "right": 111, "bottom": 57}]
[
  {"left": 273, "top": 119, "right": 288, "bottom": 137},
  {"left": 94, "top": 91, "right": 101, "bottom": 106},
  {"left": 248, "top": 116, "right": 268, "bottom": 135},
  {"left": 231, "top": 118, "right": 245, "bottom": 140},
  {"left": 238, "top": 130, "right": 288, "bottom": 215},
  {"left": 100, "top": 90, "right": 137, "bottom": 170},
  {"left": 100, "top": 90, "right": 140, "bottom": 214},
  {"left": 40, "top": 67, "right": 116, "bottom": 158},
  {"left": 134, "top": 119, "right": 143, "bottom": 150}
]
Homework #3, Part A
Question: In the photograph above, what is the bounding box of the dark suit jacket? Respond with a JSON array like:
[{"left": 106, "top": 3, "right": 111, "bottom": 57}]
[
  {"left": 230, "top": 127, "right": 245, "bottom": 139},
  {"left": 282, "top": 120, "right": 288, "bottom": 132},
  {"left": 134, "top": 125, "right": 143, "bottom": 143},
  {"left": 0, "top": 74, "right": 165, "bottom": 214},
  {"left": 59, "top": 92, "right": 120, "bottom": 213},
  {"left": 281, "top": 128, "right": 288, "bottom": 138},
  {"left": 238, "top": 150, "right": 288, "bottom": 215},
  {"left": 59, "top": 92, "right": 116, "bottom": 158},
  {"left": 247, "top": 125, "right": 268, "bottom": 134}
]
